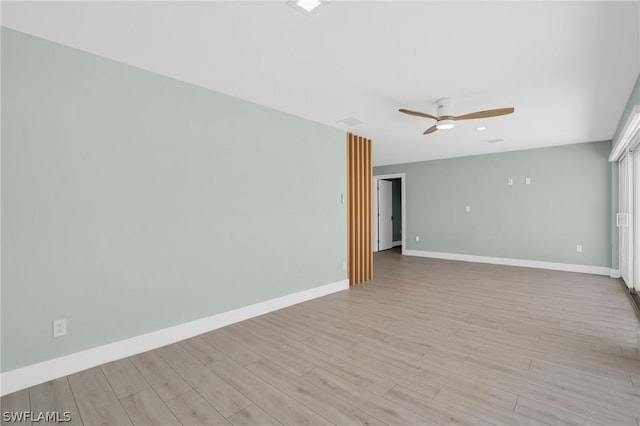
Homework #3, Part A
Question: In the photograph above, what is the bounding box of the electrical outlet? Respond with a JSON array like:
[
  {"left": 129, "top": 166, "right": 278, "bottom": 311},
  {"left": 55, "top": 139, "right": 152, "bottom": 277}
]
[
  {"left": 53, "top": 319, "right": 67, "bottom": 337},
  {"left": 508, "top": 178, "right": 513, "bottom": 186},
  {"left": 415, "top": 236, "right": 420, "bottom": 242},
  {"left": 525, "top": 177, "right": 531, "bottom": 185},
  {"left": 576, "top": 245, "right": 583, "bottom": 253},
  {"left": 465, "top": 205, "right": 471, "bottom": 213}
]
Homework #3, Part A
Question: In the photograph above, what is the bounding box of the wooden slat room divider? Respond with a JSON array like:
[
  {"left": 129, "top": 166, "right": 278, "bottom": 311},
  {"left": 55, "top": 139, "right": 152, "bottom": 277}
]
[{"left": 347, "top": 133, "right": 372, "bottom": 285}]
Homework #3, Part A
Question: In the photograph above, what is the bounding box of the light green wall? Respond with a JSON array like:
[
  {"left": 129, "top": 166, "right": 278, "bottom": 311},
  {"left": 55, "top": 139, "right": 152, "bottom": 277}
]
[
  {"left": 375, "top": 141, "right": 612, "bottom": 267},
  {"left": 1, "top": 28, "right": 347, "bottom": 372}
]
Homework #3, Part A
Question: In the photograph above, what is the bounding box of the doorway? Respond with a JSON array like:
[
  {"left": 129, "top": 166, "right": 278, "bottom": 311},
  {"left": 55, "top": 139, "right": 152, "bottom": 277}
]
[{"left": 373, "top": 173, "right": 406, "bottom": 253}]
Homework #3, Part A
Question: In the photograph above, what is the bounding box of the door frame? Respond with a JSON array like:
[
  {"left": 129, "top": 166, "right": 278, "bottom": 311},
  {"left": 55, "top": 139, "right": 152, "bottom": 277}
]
[{"left": 373, "top": 173, "right": 406, "bottom": 254}]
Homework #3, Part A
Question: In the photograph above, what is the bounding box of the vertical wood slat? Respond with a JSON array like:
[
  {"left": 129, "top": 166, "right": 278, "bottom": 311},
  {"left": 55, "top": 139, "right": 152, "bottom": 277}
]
[
  {"left": 365, "top": 138, "right": 372, "bottom": 279},
  {"left": 355, "top": 135, "right": 360, "bottom": 284},
  {"left": 347, "top": 133, "right": 372, "bottom": 285},
  {"left": 355, "top": 134, "right": 360, "bottom": 284},
  {"left": 347, "top": 134, "right": 353, "bottom": 284},
  {"left": 353, "top": 135, "right": 359, "bottom": 284}
]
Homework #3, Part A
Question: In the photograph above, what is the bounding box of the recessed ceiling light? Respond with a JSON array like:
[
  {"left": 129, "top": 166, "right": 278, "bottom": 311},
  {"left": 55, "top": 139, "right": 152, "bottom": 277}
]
[
  {"left": 288, "top": 0, "right": 323, "bottom": 14},
  {"left": 476, "top": 126, "right": 487, "bottom": 131}
]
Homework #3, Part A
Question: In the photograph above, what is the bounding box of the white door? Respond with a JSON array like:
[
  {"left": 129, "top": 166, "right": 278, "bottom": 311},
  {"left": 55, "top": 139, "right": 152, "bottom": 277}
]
[
  {"left": 620, "top": 152, "right": 633, "bottom": 289},
  {"left": 378, "top": 180, "right": 393, "bottom": 251}
]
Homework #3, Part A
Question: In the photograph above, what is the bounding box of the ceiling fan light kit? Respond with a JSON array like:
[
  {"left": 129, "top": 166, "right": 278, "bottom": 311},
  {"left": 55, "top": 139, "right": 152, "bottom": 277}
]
[
  {"left": 436, "top": 119, "right": 455, "bottom": 130},
  {"left": 399, "top": 97, "right": 515, "bottom": 136}
]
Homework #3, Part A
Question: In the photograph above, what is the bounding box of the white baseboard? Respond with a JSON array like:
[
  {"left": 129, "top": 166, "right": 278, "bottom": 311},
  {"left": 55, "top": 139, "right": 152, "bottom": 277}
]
[
  {"left": 0, "top": 279, "right": 349, "bottom": 396},
  {"left": 404, "top": 249, "right": 612, "bottom": 276},
  {"left": 610, "top": 269, "right": 621, "bottom": 278},
  {"left": 393, "top": 241, "right": 402, "bottom": 247}
]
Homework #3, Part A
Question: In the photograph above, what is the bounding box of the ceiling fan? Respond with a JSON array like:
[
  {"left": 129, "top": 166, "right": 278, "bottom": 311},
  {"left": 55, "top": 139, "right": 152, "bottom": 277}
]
[{"left": 399, "top": 98, "right": 514, "bottom": 135}]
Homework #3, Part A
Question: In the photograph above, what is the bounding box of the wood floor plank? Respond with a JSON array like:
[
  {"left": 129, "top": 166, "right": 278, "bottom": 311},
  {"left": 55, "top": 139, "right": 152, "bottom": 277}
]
[
  {"left": 304, "top": 333, "right": 444, "bottom": 398},
  {"left": 383, "top": 384, "right": 491, "bottom": 426},
  {"left": 227, "top": 404, "right": 282, "bottom": 426},
  {"left": 456, "top": 342, "right": 532, "bottom": 371},
  {"left": 226, "top": 323, "right": 315, "bottom": 376},
  {"left": 165, "top": 390, "right": 229, "bottom": 426},
  {"left": 528, "top": 359, "right": 640, "bottom": 402},
  {"left": 67, "top": 367, "right": 132, "bottom": 426},
  {"left": 246, "top": 315, "right": 307, "bottom": 343},
  {"left": 302, "top": 366, "right": 438, "bottom": 425},
  {"left": 158, "top": 344, "right": 251, "bottom": 418},
  {"left": 101, "top": 358, "right": 149, "bottom": 398},
  {"left": 247, "top": 358, "right": 385, "bottom": 426},
  {"left": 421, "top": 342, "right": 470, "bottom": 364},
  {"left": 246, "top": 320, "right": 396, "bottom": 395},
  {"left": 0, "top": 389, "right": 32, "bottom": 426},
  {"left": 209, "top": 358, "right": 332, "bottom": 426},
  {"left": 28, "top": 378, "right": 83, "bottom": 426},
  {"left": 179, "top": 336, "right": 225, "bottom": 366},
  {"left": 120, "top": 388, "right": 181, "bottom": 426},
  {"left": 129, "top": 350, "right": 192, "bottom": 402},
  {"left": 514, "top": 396, "right": 594, "bottom": 426},
  {"left": 200, "top": 329, "right": 262, "bottom": 366},
  {"left": 427, "top": 367, "right": 519, "bottom": 411},
  {"left": 434, "top": 385, "right": 543, "bottom": 426},
  {"left": 334, "top": 319, "right": 436, "bottom": 355}
]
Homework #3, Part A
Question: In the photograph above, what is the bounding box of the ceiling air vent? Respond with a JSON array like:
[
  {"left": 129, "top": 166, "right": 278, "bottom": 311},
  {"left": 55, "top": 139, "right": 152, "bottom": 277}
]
[
  {"left": 485, "top": 138, "right": 504, "bottom": 144},
  {"left": 337, "top": 117, "right": 364, "bottom": 127}
]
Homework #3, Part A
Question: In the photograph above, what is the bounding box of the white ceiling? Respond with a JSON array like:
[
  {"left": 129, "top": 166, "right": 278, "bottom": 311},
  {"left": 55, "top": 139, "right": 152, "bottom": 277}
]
[{"left": 2, "top": 1, "right": 639, "bottom": 166}]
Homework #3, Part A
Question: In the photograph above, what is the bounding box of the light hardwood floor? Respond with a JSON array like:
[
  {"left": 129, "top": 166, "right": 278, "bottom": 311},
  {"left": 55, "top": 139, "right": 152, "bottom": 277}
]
[{"left": 2, "top": 249, "right": 640, "bottom": 425}]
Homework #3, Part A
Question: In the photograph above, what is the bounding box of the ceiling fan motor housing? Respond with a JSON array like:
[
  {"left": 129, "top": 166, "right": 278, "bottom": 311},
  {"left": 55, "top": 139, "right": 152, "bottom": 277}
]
[{"left": 436, "top": 98, "right": 455, "bottom": 129}]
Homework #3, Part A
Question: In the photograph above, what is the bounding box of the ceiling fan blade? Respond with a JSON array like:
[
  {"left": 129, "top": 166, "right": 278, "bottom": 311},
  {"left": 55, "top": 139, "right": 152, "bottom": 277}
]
[
  {"left": 399, "top": 109, "right": 439, "bottom": 121},
  {"left": 423, "top": 125, "right": 438, "bottom": 135},
  {"left": 454, "top": 107, "right": 515, "bottom": 121}
]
